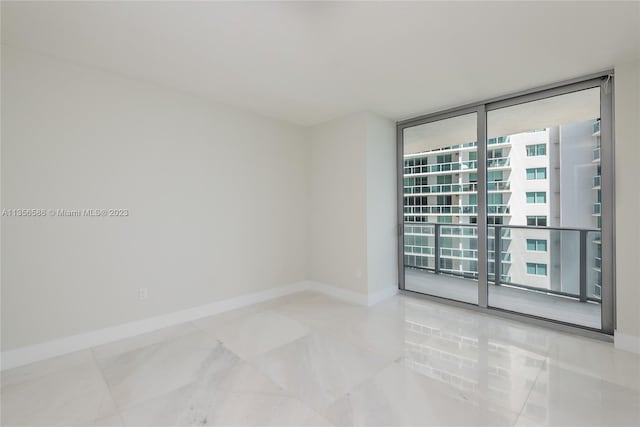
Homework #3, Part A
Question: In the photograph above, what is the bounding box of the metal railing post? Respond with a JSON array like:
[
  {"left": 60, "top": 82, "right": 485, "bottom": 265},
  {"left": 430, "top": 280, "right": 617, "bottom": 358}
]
[
  {"left": 434, "top": 223, "right": 441, "bottom": 274},
  {"left": 579, "top": 230, "right": 588, "bottom": 302},
  {"left": 495, "top": 226, "right": 502, "bottom": 287}
]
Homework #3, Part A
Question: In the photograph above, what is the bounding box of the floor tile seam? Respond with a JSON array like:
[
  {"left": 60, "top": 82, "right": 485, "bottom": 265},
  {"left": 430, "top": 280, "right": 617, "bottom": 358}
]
[
  {"left": 0, "top": 351, "right": 96, "bottom": 391},
  {"left": 89, "top": 347, "right": 125, "bottom": 424},
  {"left": 318, "top": 356, "right": 402, "bottom": 413},
  {"left": 513, "top": 358, "right": 545, "bottom": 425}
]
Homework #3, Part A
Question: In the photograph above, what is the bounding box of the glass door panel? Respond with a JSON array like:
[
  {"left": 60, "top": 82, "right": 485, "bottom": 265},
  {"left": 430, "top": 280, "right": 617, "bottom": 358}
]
[
  {"left": 486, "top": 88, "right": 603, "bottom": 328},
  {"left": 402, "top": 112, "right": 479, "bottom": 304}
]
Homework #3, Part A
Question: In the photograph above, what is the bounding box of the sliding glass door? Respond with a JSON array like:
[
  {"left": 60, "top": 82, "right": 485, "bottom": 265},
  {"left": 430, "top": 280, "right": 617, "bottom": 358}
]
[
  {"left": 401, "top": 112, "right": 479, "bottom": 304},
  {"left": 398, "top": 75, "right": 614, "bottom": 334}
]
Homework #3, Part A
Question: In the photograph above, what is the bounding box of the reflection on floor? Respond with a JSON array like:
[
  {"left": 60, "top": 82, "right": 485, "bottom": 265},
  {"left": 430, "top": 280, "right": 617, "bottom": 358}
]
[
  {"left": 2, "top": 291, "right": 638, "bottom": 426},
  {"left": 405, "top": 268, "right": 602, "bottom": 329}
]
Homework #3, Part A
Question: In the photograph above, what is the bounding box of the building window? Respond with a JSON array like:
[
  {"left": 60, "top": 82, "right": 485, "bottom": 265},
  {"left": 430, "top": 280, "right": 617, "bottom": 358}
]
[
  {"left": 468, "top": 173, "right": 478, "bottom": 183},
  {"left": 436, "top": 154, "right": 452, "bottom": 164},
  {"left": 487, "top": 193, "right": 503, "bottom": 205},
  {"left": 488, "top": 149, "right": 502, "bottom": 159},
  {"left": 526, "top": 167, "right": 547, "bottom": 180},
  {"left": 488, "top": 216, "right": 503, "bottom": 225},
  {"left": 526, "top": 239, "right": 548, "bottom": 252},
  {"left": 527, "top": 216, "right": 547, "bottom": 227},
  {"left": 437, "top": 195, "right": 452, "bottom": 205},
  {"left": 488, "top": 171, "right": 503, "bottom": 182},
  {"left": 526, "top": 192, "right": 547, "bottom": 204},
  {"left": 437, "top": 175, "right": 452, "bottom": 185},
  {"left": 526, "top": 263, "right": 548, "bottom": 276},
  {"left": 526, "top": 144, "right": 546, "bottom": 156}
]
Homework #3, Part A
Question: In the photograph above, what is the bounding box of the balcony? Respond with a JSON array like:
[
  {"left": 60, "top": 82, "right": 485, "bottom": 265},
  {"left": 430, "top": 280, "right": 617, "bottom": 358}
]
[
  {"left": 404, "top": 181, "right": 511, "bottom": 195},
  {"left": 592, "top": 147, "right": 600, "bottom": 162},
  {"left": 592, "top": 176, "right": 601, "bottom": 189},
  {"left": 593, "top": 120, "right": 600, "bottom": 135},
  {"left": 405, "top": 224, "right": 511, "bottom": 240},
  {"left": 403, "top": 160, "right": 476, "bottom": 176},
  {"left": 404, "top": 156, "right": 510, "bottom": 177},
  {"left": 593, "top": 203, "right": 601, "bottom": 216},
  {"left": 404, "top": 269, "right": 601, "bottom": 329},
  {"left": 404, "top": 204, "right": 510, "bottom": 216},
  {"left": 487, "top": 157, "right": 510, "bottom": 168},
  {"left": 487, "top": 181, "right": 510, "bottom": 191},
  {"left": 403, "top": 222, "right": 602, "bottom": 329},
  {"left": 404, "top": 182, "right": 477, "bottom": 195},
  {"left": 487, "top": 136, "right": 510, "bottom": 145}
]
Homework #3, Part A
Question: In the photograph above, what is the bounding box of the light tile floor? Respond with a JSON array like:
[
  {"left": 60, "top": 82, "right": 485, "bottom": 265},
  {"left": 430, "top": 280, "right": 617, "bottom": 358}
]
[{"left": 2, "top": 291, "right": 639, "bottom": 426}]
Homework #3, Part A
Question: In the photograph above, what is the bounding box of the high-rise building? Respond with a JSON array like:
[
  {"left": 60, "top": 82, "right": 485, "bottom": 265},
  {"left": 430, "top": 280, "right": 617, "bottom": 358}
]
[{"left": 403, "top": 120, "right": 601, "bottom": 297}]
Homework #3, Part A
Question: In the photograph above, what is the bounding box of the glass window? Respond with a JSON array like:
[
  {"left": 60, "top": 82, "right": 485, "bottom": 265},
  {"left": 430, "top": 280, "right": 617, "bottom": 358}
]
[
  {"left": 526, "top": 192, "right": 547, "bottom": 204},
  {"left": 487, "top": 193, "right": 503, "bottom": 205},
  {"left": 526, "top": 216, "right": 547, "bottom": 227},
  {"left": 526, "top": 263, "right": 548, "bottom": 276},
  {"left": 488, "top": 171, "right": 504, "bottom": 182},
  {"left": 526, "top": 167, "right": 547, "bottom": 180},
  {"left": 436, "top": 154, "right": 452, "bottom": 164},
  {"left": 526, "top": 239, "right": 548, "bottom": 252},
  {"left": 526, "top": 144, "right": 547, "bottom": 156},
  {"left": 437, "top": 175, "right": 453, "bottom": 185}
]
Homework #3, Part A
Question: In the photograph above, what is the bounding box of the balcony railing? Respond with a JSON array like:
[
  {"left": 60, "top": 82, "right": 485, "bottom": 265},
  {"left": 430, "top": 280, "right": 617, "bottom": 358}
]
[
  {"left": 593, "top": 176, "right": 601, "bottom": 189},
  {"left": 593, "top": 148, "right": 600, "bottom": 162},
  {"left": 593, "top": 120, "right": 600, "bottom": 135},
  {"left": 404, "top": 204, "right": 510, "bottom": 215},
  {"left": 487, "top": 157, "right": 510, "bottom": 168},
  {"left": 403, "top": 160, "right": 476, "bottom": 175},
  {"left": 404, "top": 157, "right": 511, "bottom": 176},
  {"left": 403, "top": 222, "right": 602, "bottom": 302},
  {"left": 487, "top": 181, "right": 511, "bottom": 191},
  {"left": 404, "top": 182, "right": 477, "bottom": 195},
  {"left": 593, "top": 203, "right": 601, "bottom": 215},
  {"left": 404, "top": 181, "right": 511, "bottom": 195}
]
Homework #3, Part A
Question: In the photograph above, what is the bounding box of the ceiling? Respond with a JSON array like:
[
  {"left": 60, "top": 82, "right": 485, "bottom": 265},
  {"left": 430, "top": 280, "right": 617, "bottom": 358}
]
[{"left": 2, "top": 1, "right": 639, "bottom": 126}]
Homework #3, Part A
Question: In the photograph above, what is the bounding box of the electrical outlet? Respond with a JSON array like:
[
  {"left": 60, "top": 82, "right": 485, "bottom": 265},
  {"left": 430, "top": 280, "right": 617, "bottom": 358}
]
[{"left": 139, "top": 287, "right": 148, "bottom": 301}]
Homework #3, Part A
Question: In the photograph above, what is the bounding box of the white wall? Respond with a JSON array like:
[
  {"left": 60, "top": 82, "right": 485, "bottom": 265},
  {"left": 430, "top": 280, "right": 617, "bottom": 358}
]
[
  {"left": 614, "top": 60, "right": 640, "bottom": 346},
  {"left": 365, "top": 114, "right": 398, "bottom": 294},
  {"left": 308, "top": 112, "right": 397, "bottom": 296},
  {"left": 1, "top": 47, "right": 309, "bottom": 351},
  {"left": 308, "top": 113, "right": 369, "bottom": 294}
]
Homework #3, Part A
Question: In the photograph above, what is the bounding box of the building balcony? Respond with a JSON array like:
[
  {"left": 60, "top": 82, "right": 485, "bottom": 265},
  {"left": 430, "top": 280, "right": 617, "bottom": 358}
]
[
  {"left": 487, "top": 136, "right": 510, "bottom": 146},
  {"left": 487, "top": 157, "right": 510, "bottom": 168},
  {"left": 593, "top": 203, "right": 601, "bottom": 216},
  {"left": 487, "top": 181, "right": 511, "bottom": 191},
  {"left": 593, "top": 120, "right": 600, "bottom": 136},
  {"left": 404, "top": 223, "right": 601, "bottom": 328},
  {"left": 404, "top": 182, "right": 477, "bottom": 195},
  {"left": 592, "top": 175, "right": 601, "bottom": 189},
  {"left": 403, "top": 157, "right": 511, "bottom": 177},
  {"left": 404, "top": 181, "right": 511, "bottom": 195},
  {"left": 404, "top": 223, "right": 511, "bottom": 240},
  {"left": 592, "top": 147, "right": 600, "bottom": 163},
  {"left": 403, "top": 204, "right": 510, "bottom": 216},
  {"left": 404, "top": 269, "right": 600, "bottom": 329}
]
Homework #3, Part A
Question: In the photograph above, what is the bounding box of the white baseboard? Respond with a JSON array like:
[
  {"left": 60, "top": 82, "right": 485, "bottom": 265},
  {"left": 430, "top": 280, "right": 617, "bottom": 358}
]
[
  {"left": 1, "top": 280, "right": 399, "bottom": 371},
  {"left": 1, "top": 281, "right": 310, "bottom": 371},
  {"left": 614, "top": 331, "right": 640, "bottom": 354},
  {"left": 368, "top": 286, "right": 399, "bottom": 306},
  {"left": 306, "top": 280, "right": 369, "bottom": 305}
]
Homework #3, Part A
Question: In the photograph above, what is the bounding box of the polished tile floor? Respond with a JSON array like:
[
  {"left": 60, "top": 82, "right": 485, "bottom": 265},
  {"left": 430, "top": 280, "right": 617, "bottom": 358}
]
[{"left": 2, "top": 291, "right": 639, "bottom": 426}]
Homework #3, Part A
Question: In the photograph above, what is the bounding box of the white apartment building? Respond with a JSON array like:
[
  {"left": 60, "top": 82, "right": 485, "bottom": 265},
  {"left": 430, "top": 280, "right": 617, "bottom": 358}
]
[{"left": 403, "top": 119, "right": 601, "bottom": 298}]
